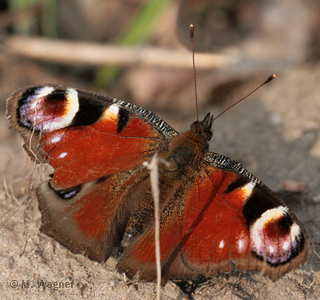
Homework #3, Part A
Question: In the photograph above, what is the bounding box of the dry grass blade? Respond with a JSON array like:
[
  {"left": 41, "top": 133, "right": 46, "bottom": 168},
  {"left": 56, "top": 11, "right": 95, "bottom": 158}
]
[{"left": 143, "top": 154, "right": 169, "bottom": 300}]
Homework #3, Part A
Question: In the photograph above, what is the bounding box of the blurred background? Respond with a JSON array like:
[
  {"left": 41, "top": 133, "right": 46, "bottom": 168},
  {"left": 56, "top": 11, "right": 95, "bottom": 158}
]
[
  {"left": 0, "top": 1, "right": 319, "bottom": 299},
  {"left": 0, "top": 0, "right": 319, "bottom": 121}
]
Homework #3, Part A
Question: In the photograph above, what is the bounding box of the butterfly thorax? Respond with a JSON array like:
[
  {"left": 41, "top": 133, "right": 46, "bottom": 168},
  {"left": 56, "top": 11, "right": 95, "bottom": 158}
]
[{"left": 160, "top": 113, "right": 213, "bottom": 176}]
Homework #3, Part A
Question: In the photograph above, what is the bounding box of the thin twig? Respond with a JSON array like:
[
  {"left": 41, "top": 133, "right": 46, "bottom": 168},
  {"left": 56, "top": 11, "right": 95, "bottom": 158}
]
[{"left": 4, "top": 36, "right": 230, "bottom": 69}]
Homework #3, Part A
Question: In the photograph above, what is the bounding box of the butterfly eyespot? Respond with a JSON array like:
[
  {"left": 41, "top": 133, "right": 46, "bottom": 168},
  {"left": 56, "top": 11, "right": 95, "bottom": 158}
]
[{"left": 250, "top": 206, "right": 304, "bottom": 264}]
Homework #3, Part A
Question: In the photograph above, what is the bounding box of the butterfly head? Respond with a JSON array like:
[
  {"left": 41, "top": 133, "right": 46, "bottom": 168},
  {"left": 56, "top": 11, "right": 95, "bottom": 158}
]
[{"left": 190, "top": 113, "right": 213, "bottom": 143}]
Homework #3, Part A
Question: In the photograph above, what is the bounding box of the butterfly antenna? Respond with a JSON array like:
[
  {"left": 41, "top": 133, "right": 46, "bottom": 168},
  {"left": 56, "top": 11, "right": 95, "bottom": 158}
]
[
  {"left": 212, "top": 74, "right": 276, "bottom": 122},
  {"left": 190, "top": 24, "right": 199, "bottom": 122}
]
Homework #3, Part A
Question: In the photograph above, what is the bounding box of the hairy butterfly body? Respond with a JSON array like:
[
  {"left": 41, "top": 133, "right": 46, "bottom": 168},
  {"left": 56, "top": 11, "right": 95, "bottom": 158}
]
[{"left": 7, "top": 84, "right": 308, "bottom": 283}]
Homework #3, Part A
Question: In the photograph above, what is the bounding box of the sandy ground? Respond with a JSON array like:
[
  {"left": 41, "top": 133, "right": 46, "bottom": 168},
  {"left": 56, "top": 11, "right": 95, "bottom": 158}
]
[{"left": 0, "top": 62, "right": 319, "bottom": 300}]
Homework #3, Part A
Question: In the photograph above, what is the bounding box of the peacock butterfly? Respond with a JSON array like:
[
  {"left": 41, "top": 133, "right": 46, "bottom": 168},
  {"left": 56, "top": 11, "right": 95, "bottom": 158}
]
[{"left": 6, "top": 81, "right": 309, "bottom": 284}]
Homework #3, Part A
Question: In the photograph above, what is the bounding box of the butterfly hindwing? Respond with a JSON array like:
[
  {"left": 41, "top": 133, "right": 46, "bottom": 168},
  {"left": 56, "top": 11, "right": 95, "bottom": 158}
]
[{"left": 37, "top": 166, "right": 150, "bottom": 262}]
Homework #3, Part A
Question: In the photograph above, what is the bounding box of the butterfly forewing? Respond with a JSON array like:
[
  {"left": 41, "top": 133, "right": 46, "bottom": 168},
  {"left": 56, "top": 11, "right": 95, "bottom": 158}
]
[{"left": 7, "top": 85, "right": 177, "bottom": 190}]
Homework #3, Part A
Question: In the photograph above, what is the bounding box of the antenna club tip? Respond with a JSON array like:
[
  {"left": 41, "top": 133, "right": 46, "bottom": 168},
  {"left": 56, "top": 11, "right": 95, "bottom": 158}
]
[
  {"left": 264, "top": 74, "right": 276, "bottom": 84},
  {"left": 189, "top": 24, "right": 194, "bottom": 37}
]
